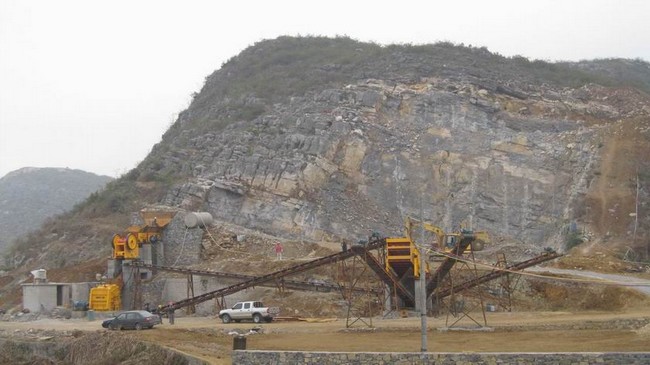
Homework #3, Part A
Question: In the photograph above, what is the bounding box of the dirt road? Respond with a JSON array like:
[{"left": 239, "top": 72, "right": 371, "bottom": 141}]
[
  {"left": 528, "top": 267, "right": 650, "bottom": 295},
  {"left": 2, "top": 309, "right": 649, "bottom": 365}
]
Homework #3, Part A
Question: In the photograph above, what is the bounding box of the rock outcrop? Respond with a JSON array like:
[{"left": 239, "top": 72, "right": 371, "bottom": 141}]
[{"left": 137, "top": 38, "right": 649, "bottom": 251}]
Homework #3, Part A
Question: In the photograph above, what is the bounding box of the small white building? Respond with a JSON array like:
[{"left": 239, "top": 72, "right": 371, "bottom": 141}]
[
  {"left": 21, "top": 268, "right": 94, "bottom": 313},
  {"left": 22, "top": 282, "right": 72, "bottom": 313}
]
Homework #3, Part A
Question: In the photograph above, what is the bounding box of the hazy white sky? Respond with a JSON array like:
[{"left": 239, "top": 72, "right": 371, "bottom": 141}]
[{"left": 1, "top": 0, "right": 648, "bottom": 178}]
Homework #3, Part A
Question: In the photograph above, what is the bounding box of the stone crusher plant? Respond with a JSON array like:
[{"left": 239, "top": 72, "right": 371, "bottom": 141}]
[
  {"left": 89, "top": 283, "right": 121, "bottom": 311},
  {"left": 90, "top": 210, "right": 178, "bottom": 311},
  {"left": 111, "top": 211, "right": 175, "bottom": 260}
]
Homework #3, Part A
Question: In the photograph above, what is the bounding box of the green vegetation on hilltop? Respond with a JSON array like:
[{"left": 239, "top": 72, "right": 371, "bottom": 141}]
[
  {"left": 220, "top": 36, "right": 382, "bottom": 99},
  {"left": 176, "top": 36, "right": 650, "bottom": 137}
]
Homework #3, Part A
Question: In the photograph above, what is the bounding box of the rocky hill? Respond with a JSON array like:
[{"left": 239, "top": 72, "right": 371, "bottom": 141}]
[
  {"left": 144, "top": 37, "right": 649, "bottom": 250},
  {"left": 0, "top": 168, "right": 112, "bottom": 255},
  {"left": 2, "top": 36, "right": 649, "bottom": 286}
]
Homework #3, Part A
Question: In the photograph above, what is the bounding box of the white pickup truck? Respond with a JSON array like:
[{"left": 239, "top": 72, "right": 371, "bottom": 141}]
[{"left": 218, "top": 301, "right": 280, "bottom": 324}]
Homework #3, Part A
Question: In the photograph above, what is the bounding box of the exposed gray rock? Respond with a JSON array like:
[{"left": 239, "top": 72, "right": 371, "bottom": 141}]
[{"left": 155, "top": 79, "right": 610, "bottom": 250}]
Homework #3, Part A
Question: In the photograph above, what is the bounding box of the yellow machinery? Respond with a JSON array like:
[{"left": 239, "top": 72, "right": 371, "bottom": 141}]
[
  {"left": 112, "top": 210, "right": 175, "bottom": 260},
  {"left": 404, "top": 216, "right": 489, "bottom": 253},
  {"left": 89, "top": 283, "right": 121, "bottom": 311},
  {"left": 384, "top": 217, "right": 490, "bottom": 277},
  {"left": 112, "top": 233, "right": 140, "bottom": 260},
  {"left": 385, "top": 236, "right": 429, "bottom": 279},
  {"left": 443, "top": 230, "right": 489, "bottom": 252}
]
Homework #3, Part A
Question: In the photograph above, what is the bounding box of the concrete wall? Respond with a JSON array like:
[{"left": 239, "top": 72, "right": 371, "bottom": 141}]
[
  {"left": 70, "top": 283, "right": 93, "bottom": 303},
  {"left": 120, "top": 264, "right": 137, "bottom": 310},
  {"left": 232, "top": 351, "right": 650, "bottom": 365},
  {"left": 127, "top": 209, "right": 202, "bottom": 269},
  {"left": 107, "top": 259, "right": 121, "bottom": 279},
  {"left": 139, "top": 245, "right": 153, "bottom": 280},
  {"left": 22, "top": 284, "right": 71, "bottom": 312},
  {"left": 161, "top": 213, "right": 203, "bottom": 267}
]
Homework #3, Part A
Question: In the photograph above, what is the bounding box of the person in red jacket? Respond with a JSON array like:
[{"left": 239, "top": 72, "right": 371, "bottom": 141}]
[{"left": 274, "top": 242, "right": 284, "bottom": 260}]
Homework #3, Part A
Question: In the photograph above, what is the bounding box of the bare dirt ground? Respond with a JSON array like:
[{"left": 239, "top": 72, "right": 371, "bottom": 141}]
[{"left": 2, "top": 307, "right": 650, "bottom": 365}]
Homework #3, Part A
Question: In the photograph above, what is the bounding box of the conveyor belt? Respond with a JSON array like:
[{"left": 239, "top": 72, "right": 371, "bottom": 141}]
[
  {"left": 127, "top": 261, "right": 380, "bottom": 294},
  {"left": 156, "top": 238, "right": 388, "bottom": 312},
  {"left": 352, "top": 246, "right": 415, "bottom": 305},
  {"left": 430, "top": 250, "right": 563, "bottom": 299},
  {"left": 134, "top": 233, "right": 561, "bottom": 314},
  {"left": 426, "top": 235, "right": 475, "bottom": 294}
]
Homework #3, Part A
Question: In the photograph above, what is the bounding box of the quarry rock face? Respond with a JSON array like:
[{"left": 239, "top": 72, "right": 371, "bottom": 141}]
[
  {"left": 158, "top": 77, "right": 623, "bottom": 249},
  {"left": 122, "top": 38, "right": 648, "bottom": 254}
]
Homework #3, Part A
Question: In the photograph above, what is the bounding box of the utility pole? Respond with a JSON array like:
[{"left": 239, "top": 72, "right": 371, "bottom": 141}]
[
  {"left": 634, "top": 171, "right": 642, "bottom": 259},
  {"left": 419, "top": 201, "right": 428, "bottom": 352}
]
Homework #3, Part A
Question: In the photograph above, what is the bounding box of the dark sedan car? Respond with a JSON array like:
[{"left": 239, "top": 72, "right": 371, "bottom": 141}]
[
  {"left": 101, "top": 317, "right": 113, "bottom": 328},
  {"left": 104, "top": 310, "right": 161, "bottom": 330}
]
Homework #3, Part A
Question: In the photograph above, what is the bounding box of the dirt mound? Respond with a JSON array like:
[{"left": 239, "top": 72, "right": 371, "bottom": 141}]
[
  {"left": 553, "top": 242, "right": 650, "bottom": 275},
  {"left": 522, "top": 276, "right": 648, "bottom": 311},
  {"left": 200, "top": 221, "right": 336, "bottom": 265}
]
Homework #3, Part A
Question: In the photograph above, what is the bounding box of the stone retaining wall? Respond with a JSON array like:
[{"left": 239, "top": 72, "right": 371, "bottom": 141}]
[
  {"left": 233, "top": 350, "right": 650, "bottom": 364},
  {"left": 500, "top": 317, "right": 650, "bottom": 332}
]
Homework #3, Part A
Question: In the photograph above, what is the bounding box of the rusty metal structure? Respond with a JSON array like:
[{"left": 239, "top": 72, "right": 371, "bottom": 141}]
[
  {"left": 129, "top": 231, "right": 560, "bottom": 321},
  {"left": 354, "top": 244, "right": 416, "bottom": 308},
  {"left": 431, "top": 249, "right": 489, "bottom": 328},
  {"left": 488, "top": 253, "right": 517, "bottom": 312},
  {"left": 335, "top": 254, "right": 384, "bottom": 327},
  {"left": 186, "top": 274, "right": 196, "bottom": 314},
  {"left": 144, "top": 237, "right": 392, "bottom": 313},
  {"left": 431, "top": 250, "right": 562, "bottom": 300},
  {"left": 127, "top": 261, "right": 382, "bottom": 296},
  {"left": 428, "top": 250, "right": 562, "bottom": 327},
  {"left": 426, "top": 236, "right": 475, "bottom": 296}
]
